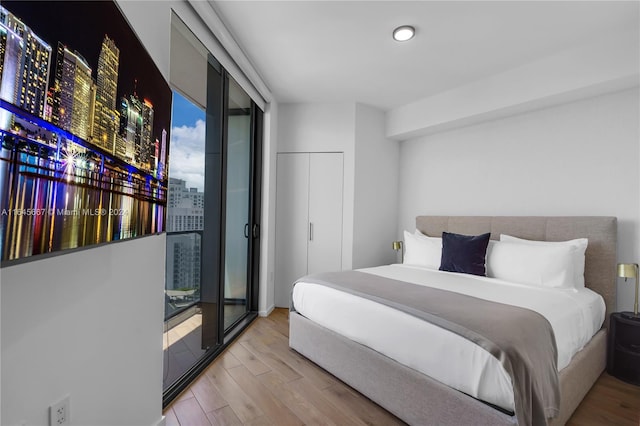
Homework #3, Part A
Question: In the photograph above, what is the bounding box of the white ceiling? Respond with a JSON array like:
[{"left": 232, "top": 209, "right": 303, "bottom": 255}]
[{"left": 211, "top": 0, "right": 639, "bottom": 111}]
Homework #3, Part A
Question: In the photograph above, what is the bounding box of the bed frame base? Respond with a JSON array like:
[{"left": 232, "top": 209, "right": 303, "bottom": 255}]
[{"left": 290, "top": 311, "right": 606, "bottom": 426}]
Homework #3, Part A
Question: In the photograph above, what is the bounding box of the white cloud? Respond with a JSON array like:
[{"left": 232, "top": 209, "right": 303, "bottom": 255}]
[{"left": 168, "top": 119, "right": 205, "bottom": 192}]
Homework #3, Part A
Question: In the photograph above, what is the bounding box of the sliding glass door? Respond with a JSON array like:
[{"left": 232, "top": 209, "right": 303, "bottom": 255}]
[
  {"left": 199, "top": 56, "right": 263, "bottom": 349},
  {"left": 163, "top": 15, "right": 263, "bottom": 407},
  {"left": 224, "top": 77, "right": 252, "bottom": 329}
]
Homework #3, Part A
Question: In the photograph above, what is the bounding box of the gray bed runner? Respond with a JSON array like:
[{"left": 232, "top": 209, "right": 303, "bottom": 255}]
[{"left": 292, "top": 270, "right": 559, "bottom": 426}]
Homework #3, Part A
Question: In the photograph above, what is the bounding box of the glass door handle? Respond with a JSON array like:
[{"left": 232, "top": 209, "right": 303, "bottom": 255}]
[
  {"left": 244, "top": 223, "right": 249, "bottom": 238},
  {"left": 252, "top": 223, "right": 260, "bottom": 238}
]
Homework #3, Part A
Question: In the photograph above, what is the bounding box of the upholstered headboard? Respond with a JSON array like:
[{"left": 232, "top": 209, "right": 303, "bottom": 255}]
[{"left": 416, "top": 216, "right": 617, "bottom": 329}]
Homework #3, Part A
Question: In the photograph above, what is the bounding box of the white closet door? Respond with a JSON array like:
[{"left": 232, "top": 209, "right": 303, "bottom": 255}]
[
  {"left": 274, "top": 153, "right": 310, "bottom": 307},
  {"left": 308, "top": 152, "right": 343, "bottom": 274}
]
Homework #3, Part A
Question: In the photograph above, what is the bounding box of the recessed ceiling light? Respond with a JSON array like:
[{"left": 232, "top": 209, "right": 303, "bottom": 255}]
[{"left": 393, "top": 25, "right": 415, "bottom": 42}]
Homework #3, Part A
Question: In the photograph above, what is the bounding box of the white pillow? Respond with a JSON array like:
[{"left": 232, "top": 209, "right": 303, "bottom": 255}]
[
  {"left": 499, "top": 234, "right": 588, "bottom": 288},
  {"left": 487, "top": 241, "right": 579, "bottom": 289},
  {"left": 403, "top": 230, "right": 441, "bottom": 269}
]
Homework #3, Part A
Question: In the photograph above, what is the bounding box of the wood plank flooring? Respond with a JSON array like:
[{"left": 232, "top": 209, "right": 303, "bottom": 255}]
[{"left": 164, "top": 308, "right": 640, "bottom": 426}]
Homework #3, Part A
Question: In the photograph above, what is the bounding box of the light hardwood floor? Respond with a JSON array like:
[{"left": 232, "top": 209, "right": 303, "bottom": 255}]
[{"left": 164, "top": 308, "right": 640, "bottom": 426}]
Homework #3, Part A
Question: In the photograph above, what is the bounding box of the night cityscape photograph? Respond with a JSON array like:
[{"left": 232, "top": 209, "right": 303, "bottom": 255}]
[{"left": 0, "top": 0, "right": 173, "bottom": 261}]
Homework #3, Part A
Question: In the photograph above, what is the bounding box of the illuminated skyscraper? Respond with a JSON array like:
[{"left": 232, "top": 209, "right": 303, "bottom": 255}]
[
  {"left": 158, "top": 128, "right": 167, "bottom": 180},
  {"left": 141, "top": 99, "right": 154, "bottom": 168},
  {"left": 154, "top": 137, "right": 159, "bottom": 175},
  {"left": 55, "top": 43, "right": 71, "bottom": 130},
  {"left": 117, "top": 94, "right": 142, "bottom": 163},
  {"left": 17, "top": 25, "right": 51, "bottom": 118},
  {"left": 54, "top": 42, "right": 92, "bottom": 140},
  {"left": 96, "top": 36, "right": 118, "bottom": 110},
  {"left": 43, "top": 87, "right": 54, "bottom": 121},
  {"left": 70, "top": 56, "right": 92, "bottom": 140},
  {"left": 0, "top": 28, "right": 5, "bottom": 81},
  {"left": 88, "top": 82, "right": 97, "bottom": 138},
  {"left": 93, "top": 35, "right": 119, "bottom": 153},
  {"left": 0, "top": 8, "right": 6, "bottom": 78},
  {"left": 49, "top": 43, "right": 63, "bottom": 125},
  {"left": 0, "top": 16, "right": 21, "bottom": 129},
  {"left": 0, "top": 5, "right": 51, "bottom": 126},
  {"left": 115, "top": 98, "right": 128, "bottom": 159}
]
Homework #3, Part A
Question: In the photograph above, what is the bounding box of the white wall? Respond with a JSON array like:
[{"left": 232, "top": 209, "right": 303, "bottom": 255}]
[
  {"left": 275, "top": 102, "right": 400, "bottom": 276},
  {"left": 277, "top": 103, "right": 356, "bottom": 153},
  {"left": 353, "top": 104, "right": 400, "bottom": 268},
  {"left": 259, "top": 101, "right": 278, "bottom": 316},
  {"left": 1, "top": 236, "right": 165, "bottom": 426},
  {"left": 398, "top": 88, "right": 640, "bottom": 311}
]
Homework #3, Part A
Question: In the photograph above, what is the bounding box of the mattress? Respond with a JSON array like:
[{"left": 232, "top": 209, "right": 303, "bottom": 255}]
[{"left": 291, "top": 264, "right": 605, "bottom": 411}]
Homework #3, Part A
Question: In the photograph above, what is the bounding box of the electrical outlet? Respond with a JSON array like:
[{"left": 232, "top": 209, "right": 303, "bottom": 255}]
[{"left": 50, "top": 395, "right": 70, "bottom": 426}]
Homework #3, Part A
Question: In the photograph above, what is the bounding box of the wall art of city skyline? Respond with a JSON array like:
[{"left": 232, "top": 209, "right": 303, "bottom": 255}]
[{"left": 0, "top": 0, "right": 172, "bottom": 262}]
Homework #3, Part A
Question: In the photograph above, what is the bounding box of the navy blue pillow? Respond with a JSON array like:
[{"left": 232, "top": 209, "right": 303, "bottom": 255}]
[{"left": 439, "top": 232, "right": 491, "bottom": 276}]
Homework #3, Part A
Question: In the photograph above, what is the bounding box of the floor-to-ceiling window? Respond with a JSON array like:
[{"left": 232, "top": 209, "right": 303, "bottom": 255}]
[
  {"left": 162, "top": 14, "right": 263, "bottom": 407},
  {"left": 163, "top": 91, "right": 207, "bottom": 390},
  {"left": 224, "top": 77, "right": 253, "bottom": 329}
]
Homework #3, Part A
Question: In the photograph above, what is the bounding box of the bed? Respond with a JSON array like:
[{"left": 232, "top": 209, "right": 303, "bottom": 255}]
[{"left": 289, "top": 216, "right": 617, "bottom": 426}]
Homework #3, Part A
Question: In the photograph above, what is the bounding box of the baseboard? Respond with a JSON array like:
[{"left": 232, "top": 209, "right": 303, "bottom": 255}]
[{"left": 259, "top": 304, "right": 275, "bottom": 317}]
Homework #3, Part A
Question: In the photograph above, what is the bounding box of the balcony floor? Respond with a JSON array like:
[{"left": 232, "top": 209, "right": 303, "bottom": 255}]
[{"left": 163, "top": 305, "right": 247, "bottom": 390}]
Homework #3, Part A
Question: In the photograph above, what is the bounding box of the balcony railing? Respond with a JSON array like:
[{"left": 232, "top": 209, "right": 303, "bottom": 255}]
[{"left": 165, "top": 230, "right": 202, "bottom": 321}]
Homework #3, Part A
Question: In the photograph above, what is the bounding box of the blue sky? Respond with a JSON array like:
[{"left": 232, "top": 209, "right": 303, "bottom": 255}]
[
  {"left": 169, "top": 91, "right": 206, "bottom": 192},
  {"left": 172, "top": 91, "right": 205, "bottom": 127}
]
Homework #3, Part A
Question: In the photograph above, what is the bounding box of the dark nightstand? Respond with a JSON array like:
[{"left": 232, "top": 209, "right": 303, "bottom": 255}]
[{"left": 607, "top": 312, "right": 640, "bottom": 386}]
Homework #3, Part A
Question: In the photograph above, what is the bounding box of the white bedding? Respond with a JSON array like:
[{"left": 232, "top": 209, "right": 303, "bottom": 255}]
[{"left": 292, "top": 264, "right": 605, "bottom": 411}]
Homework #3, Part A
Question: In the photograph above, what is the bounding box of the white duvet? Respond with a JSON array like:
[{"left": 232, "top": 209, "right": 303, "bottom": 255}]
[{"left": 292, "top": 264, "right": 605, "bottom": 411}]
